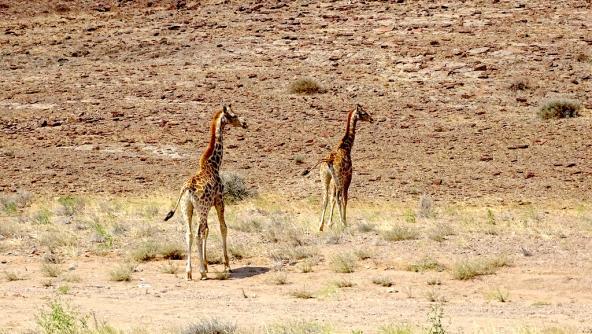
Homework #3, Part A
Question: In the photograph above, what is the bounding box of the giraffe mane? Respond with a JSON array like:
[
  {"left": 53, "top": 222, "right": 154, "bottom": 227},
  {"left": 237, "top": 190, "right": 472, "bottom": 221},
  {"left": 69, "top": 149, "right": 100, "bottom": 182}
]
[{"left": 199, "top": 109, "right": 224, "bottom": 166}]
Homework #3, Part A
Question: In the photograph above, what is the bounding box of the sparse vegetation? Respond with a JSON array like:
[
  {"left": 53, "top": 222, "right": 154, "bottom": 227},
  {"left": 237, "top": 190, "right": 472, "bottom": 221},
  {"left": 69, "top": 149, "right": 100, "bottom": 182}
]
[
  {"left": 426, "top": 304, "right": 446, "bottom": 334},
  {"left": 214, "top": 271, "right": 230, "bottom": 280},
  {"left": 265, "top": 321, "right": 331, "bottom": 334},
  {"left": 221, "top": 172, "right": 251, "bottom": 203},
  {"left": 333, "top": 279, "right": 354, "bottom": 288},
  {"left": 418, "top": 195, "right": 434, "bottom": 218},
  {"left": 381, "top": 225, "right": 419, "bottom": 242},
  {"left": 487, "top": 288, "right": 510, "bottom": 302},
  {"left": 109, "top": 263, "right": 135, "bottom": 282},
  {"left": 159, "top": 241, "right": 185, "bottom": 260},
  {"left": 289, "top": 78, "right": 325, "bottom": 95},
  {"left": 379, "top": 324, "right": 414, "bottom": 334},
  {"left": 4, "top": 270, "right": 25, "bottom": 281},
  {"left": 329, "top": 253, "right": 357, "bottom": 273},
  {"left": 41, "top": 264, "right": 63, "bottom": 278},
  {"left": 407, "top": 257, "right": 445, "bottom": 273},
  {"left": 181, "top": 319, "right": 237, "bottom": 334},
  {"left": 57, "top": 195, "right": 84, "bottom": 216},
  {"left": 130, "top": 241, "right": 159, "bottom": 262},
  {"left": 538, "top": 99, "right": 581, "bottom": 120},
  {"left": 427, "top": 224, "right": 455, "bottom": 242},
  {"left": 509, "top": 78, "right": 530, "bottom": 91},
  {"left": 357, "top": 222, "right": 376, "bottom": 233},
  {"left": 160, "top": 261, "right": 179, "bottom": 275},
  {"left": 425, "top": 289, "right": 446, "bottom": 303},
  {"left": 451, "top": 256, "right": 511, "bottom": 280},
  {"left": 372, "top": 276, "right": 394, "bottom": 287},
  {"left": 268, "top": 272, "right": 288, "bottom": 285},
  {"left": 290, "top": 287, "right": 314, "bottom": 299},
  {"left": 354, "top": 248, "right": 373, "bottom": 260}
]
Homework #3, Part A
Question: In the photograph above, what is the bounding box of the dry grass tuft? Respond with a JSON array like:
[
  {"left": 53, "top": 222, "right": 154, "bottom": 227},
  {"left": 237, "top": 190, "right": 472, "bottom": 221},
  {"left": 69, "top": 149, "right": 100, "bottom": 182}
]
[
  {"left": 160, "top": 260, "right": 179, "bottom": 275},
  {"left": 159, "top": 242, "right": 185, "bottom": 260},
  {"left": 109, "top": 262, "right": 135, "bottom": 282},
  {"left": 381, "top": 225, "right": 419, "bottom": 242},
  {"left": 372, "top": 276, "right": 394, "bottom": 287},
  {"left": 268, "top": 272, "right": 288, "bottom": 285},
  {"left": 289, "top": 78, "right": 325, "bottom": 95},
  {"left": 41, "top": 264, "right": 63, "bottom": 278},
  {"left": 538, "top": 98, "right": 581, "bottom": 120},
  {"left": 4, "top": 270, "right": 25, "bottom": 281},
  {"left": 290, "top": 287, "right": 314, "bottom": 299},
  {"left": 451, "top": 255, "right": 511, "bottom": 280},
  {"left": 130, "top": 241, "right": 159, "bottom": 262},
  {"left": 329, "top": 252, "right": 357, "bottom": 273},
  {"left": 406, "top": 257, "right": 445, "bottom": 273},
  {"left": 181, "top": 318, "right": 237, "bottom": 334},
  {"left": 333, "top": 279, "right": 354, "bottom": 288}
]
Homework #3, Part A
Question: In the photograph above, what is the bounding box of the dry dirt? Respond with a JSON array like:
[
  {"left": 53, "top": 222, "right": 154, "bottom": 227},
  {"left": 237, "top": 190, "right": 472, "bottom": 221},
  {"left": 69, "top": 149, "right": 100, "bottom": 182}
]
[{"left": 0, "top": 0, "right": 592, "bottom": 333}]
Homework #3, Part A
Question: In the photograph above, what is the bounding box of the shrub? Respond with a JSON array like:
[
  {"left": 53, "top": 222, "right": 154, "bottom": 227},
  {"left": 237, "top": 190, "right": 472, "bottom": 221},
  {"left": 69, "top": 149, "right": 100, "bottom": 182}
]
[
  {"left": 407, "top": 257, "right": 445, "bottom": 273},
  {"left": 290, "top": 287, "right": 314, "bottom": 299},
  {"left": 221, "top": 172, "right": 251, "bottom": 203},
  {"left": 333, "top": 279, "right": 354, "bottom": 288},
  {"left": 379, "top": 325, "right": 414, "bottom": 334},
  {"left": 265, "top": 321, "right": 331, "bottom": 334},
  {"left": 36, "top": 300, "right": 78, "bottom": 334},
  {"left": 57, "top": 196, "right": 84, "bottom": 216},
  {"left": 160, "top": 261, "right": 179, "bottom": 275},
  {"left": 159, "top": 242, "right": 185, "bottom": 260},
  {"left": 451, "top": 256, "right": 511, "bottom": 280},
  {"left": 181, "top": 319, "right": 237, "bottom": 334},
  {"left": 4, "top": 270, "right": 25, "bottom": 281},
  {"left": 268, "top": 272, "right": 288, "bottom": 285},
  {"left": 289, "top": 78, "right": 325, "bottom": 95},
  {"left": 329, "top": 253, "right": 356, "bottom": 273},
  {"left": 41, "top": 264, "right": 63, "bottom": 278},
  {"left": 418, "top": 195, "right": 434, "bottom": 218},
  {"left": 357, "top": 222, "right": 376, "bottom": 233},
  {"left": 130, "top": 241, "right": 159, "bottom": 262},
  {"left": 372, "top": 276, "right": 394, "bottom": 287},
  {"left": 538, "top": 99, "right": 581, "bottom": 120},
  {"left": 381, "top": 225, "right": 419, "bottom": 242},
  {"left": 109, "top": 263, "right": 135, "bottom": 282}
]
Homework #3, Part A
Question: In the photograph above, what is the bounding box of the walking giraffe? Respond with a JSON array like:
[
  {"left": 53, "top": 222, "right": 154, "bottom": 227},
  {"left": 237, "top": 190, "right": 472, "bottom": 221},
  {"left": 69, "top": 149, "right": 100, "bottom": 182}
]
[
  {"left": 164, "top": 105, "right": 247, "bottom": 280},
  {"left": 303, "top": 104, "right": 374, "bottom": 231}
]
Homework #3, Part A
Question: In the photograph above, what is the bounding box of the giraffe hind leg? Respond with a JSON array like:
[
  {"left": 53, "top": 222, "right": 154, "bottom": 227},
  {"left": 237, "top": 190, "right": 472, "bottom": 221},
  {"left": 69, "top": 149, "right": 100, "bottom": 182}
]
[
  {"left": 181, "top": 194, "right": 194, "bottom": 281},
  {"left": 196, "top": 212, "right": 209, "bottom": 280},
  {"left": 318, "top": 165, "right": 332, "bottom": 232}
]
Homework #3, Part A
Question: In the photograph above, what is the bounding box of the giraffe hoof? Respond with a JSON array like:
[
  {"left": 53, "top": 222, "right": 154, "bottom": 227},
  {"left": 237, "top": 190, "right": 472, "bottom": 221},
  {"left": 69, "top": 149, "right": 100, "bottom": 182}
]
[
  {"left": 200, "top": 273, "right": 208, "bottom": 280},
  {"left": 186, "top": 272, "right": 192, "bottom": 281}
]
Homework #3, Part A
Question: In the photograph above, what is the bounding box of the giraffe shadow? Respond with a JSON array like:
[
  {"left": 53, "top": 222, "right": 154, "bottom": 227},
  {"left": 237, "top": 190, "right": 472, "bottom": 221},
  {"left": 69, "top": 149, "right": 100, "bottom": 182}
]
[{"left": 230, "top": 266, "right": 270, "bottom": 279}]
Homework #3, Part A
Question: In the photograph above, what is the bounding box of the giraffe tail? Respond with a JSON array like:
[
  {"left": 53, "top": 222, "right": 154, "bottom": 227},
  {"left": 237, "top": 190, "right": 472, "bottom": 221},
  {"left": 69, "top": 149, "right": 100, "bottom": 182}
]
[
  {"left": 302, "top": 160, "right": 323, "bottom": 176},
  {"left": 164, "top": 187, "right": 186, "bottom": 221}
]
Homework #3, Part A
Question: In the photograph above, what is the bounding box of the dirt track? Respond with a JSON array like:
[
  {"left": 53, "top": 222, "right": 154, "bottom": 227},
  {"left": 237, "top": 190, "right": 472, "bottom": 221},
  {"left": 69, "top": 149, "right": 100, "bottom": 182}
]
[{"left": 0, "top": 0, "right": 590, "bottom": 204}]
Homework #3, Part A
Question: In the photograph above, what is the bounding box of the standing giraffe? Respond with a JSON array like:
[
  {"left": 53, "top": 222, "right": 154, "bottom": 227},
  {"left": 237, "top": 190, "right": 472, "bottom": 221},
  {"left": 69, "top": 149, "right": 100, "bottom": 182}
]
[
  {"left": 164, "top": 105, "right": 247, "bottom": 280},
  {"left": 303, "top": 104, "right": 374, "bottom": 231}
]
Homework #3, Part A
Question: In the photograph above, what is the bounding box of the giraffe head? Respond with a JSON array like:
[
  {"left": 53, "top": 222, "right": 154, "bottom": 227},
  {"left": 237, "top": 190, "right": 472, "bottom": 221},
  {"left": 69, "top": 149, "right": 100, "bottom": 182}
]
[
  {"left": 222, "top": 104, "right": 248, "bottom": 129},
  {"left": 354, "top": 104, "right": 374, "bottom": 123}
]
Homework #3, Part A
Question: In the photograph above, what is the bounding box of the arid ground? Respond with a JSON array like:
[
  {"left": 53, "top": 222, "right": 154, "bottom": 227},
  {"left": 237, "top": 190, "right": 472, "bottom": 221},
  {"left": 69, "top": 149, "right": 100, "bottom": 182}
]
[{"left": 0, "top": 0, "right": 591, "bottom": 333}]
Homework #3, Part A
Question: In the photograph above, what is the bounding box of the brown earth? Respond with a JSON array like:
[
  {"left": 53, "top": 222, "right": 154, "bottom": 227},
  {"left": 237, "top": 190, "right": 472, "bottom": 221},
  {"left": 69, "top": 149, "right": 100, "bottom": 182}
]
[{"left": 0, "top": 0, "right": 590, "bottom": 204}]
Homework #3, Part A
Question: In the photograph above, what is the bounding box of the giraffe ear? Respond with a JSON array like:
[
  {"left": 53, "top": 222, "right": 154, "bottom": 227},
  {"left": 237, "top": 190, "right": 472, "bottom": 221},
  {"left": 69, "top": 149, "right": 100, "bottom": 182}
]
[{"left": 222, "top": 105, "right": 228, "bottom": 113}]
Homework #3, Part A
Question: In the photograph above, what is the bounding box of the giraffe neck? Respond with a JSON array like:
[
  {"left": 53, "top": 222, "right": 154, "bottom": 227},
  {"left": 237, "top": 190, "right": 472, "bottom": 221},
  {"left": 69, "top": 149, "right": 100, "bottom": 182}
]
[
  {"left": 339, "top": 110, "right": 356, "bottom": 153},
  {"left": 199, "top": 111, "right": 224, "bottom": 173}
]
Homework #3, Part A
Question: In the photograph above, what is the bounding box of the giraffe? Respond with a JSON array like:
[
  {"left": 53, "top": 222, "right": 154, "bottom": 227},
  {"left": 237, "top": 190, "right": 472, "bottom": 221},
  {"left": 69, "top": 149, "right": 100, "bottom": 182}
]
[
  {"left": 303, "top": 104, "right": 374, "bottom": 232},
  {"left": 164, "top": 105, "right": 247, "bottom": 280}
]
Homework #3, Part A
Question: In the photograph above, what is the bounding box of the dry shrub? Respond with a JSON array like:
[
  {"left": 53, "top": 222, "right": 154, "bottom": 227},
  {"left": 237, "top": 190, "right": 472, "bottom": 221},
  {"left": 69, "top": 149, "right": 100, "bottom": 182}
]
[
  {"left": 289, "top": 78, "right": 325, "bottom": 95},
  {"left": 538, "top": 99, "right": 581, "bottom": 120}
]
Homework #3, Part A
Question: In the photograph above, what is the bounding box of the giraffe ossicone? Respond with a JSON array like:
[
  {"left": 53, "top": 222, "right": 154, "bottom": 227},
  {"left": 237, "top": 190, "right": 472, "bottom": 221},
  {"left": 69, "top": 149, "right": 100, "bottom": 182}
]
[{"left": 164, "top": 104, "right": 247, "bottom": 281}]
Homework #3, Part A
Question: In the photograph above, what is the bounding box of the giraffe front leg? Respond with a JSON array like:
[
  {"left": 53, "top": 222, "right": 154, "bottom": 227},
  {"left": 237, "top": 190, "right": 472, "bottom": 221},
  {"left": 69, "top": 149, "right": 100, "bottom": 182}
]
[
  {"left": 215, "top": 203, "right": 230, "bottom": 273},
  {"left": 196, "top": 216, "right": 208, "bottom": 280},
  {"left": 335, "top": 192, "right": 345, "bottom": 228},
  {"left": 341, "top": 196, "right": 348, "bottom": 227}
]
